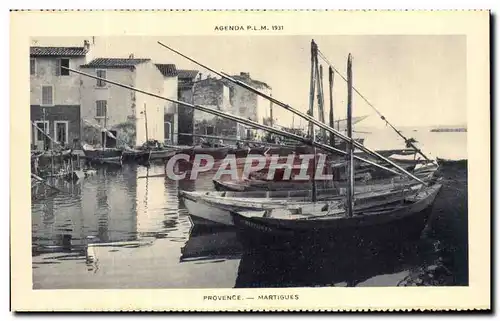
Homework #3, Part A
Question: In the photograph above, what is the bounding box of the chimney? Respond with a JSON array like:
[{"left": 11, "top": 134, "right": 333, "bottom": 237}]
[
  {"left": 129, "top": 53, "right": 134, "bottom": 59},
  {"left": 83, "top": 40, "right": 90, "bottom": 51},
  {"left": 240, "top": 72, "right": 250, "bottom": 78}
]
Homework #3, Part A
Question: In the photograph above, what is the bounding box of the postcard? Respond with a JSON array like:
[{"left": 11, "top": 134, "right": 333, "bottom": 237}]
[{"left": 11, "top": 10, "right": 490, "bottom": 311}]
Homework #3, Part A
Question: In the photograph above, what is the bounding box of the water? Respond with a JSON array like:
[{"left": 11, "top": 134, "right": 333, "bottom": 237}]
[{"left": 32, "top": 128, "right": 468, "bottom": 288}]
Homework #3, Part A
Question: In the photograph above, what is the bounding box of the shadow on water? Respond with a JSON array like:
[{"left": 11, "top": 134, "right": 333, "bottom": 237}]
[{"left": 234, "top": 240, "right": 427, "bottom": 288}]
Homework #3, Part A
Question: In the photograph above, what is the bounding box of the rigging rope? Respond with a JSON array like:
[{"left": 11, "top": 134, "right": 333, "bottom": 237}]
[{"left": 316, "top": 49, "right": 431, "bottom": 161}]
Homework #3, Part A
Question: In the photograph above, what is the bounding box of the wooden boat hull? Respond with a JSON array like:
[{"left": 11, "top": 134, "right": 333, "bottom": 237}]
[
  {"left": 213, "top": 160, "right": 432, "bottom": 192},
  {"left": 228, "top": 147, "right": 269, "bottom": 158},
  {"left": 83, "top": 148, "right": 123, "bottom": 159},
  {"left": 149, "top": 149, "right": 178, "bottom": 160},
  {"left": 122, "top": 150, "right": 151, "bottom": 164},
  {"left": 88, "top": 156, "right": 123, "bottom": 166},
  {"left": 181, "top": 182, "right": 425, "bottom": 227},
  {"left": 231, "top": 184, "right": 442, "bottom": 247},
  {"left": 183, "top": 146, "right": 230, "bottom": 160},
  {"left": 183, "top": 193, "right": 235, "bottom": 226}
]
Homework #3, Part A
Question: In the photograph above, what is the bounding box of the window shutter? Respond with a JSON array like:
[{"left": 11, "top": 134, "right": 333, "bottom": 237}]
[
  {"left": 30, "top": 59, "right": 35, "bottom": 75},
  {"left": 55, "top": 59, "right": 61, "bottom": 76}
]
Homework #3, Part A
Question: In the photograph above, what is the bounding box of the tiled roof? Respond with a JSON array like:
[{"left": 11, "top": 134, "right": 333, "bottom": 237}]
[
  {"left": 80, "top": 58, "right": 151, "bottom": 68},
  {"left": 177, "top": 69, "right": 199, "bottom": 80},
  {"left": 231, "top": 74, "right": 271, "bottom": 90},
  {"left": 155, "top": 64, "right": 178, "bottom": 77},
  {"left": 30, "top": 46, "right": 89, "bottom": 57}
]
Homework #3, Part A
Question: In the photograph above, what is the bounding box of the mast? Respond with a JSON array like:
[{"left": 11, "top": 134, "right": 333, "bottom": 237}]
[
  {"left": 154, "top": 42, "right": 428, "bottom": 184},
  {"left": 42, "top": 108, "right": 47, "bottom": 150},
  {"left": 144, "top": 103, "right": 149, "bottom": 143},
  {"left": 346, "top": 54, "right": 354, "bottom": 217},
  {"left": 103, "top": 103, "right": 107, "bottom": 150},
  {"left": 308, "top": 40, "right": 318, "bottom": 202},
  {"left": 269, "top": 94, "right": 273, "bottom": 127},
  {"left": 307, "top": 40, "right": 317, "bottom": 138},
  {"left": 316, "top": 59, "right": 326, "bottom": 142},
  {"left": 328, "top": 66, "right": 335, "bottom": 147}
]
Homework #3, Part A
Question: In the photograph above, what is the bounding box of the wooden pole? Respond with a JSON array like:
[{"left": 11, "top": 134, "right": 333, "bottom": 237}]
[
  {"left": 103, "top": 104, "right": 107, "bottom": 150},
  {"left": 328, "top": 66, "right": 335, "bottom": 147},
  {"left": 144, "top": 103, "right": 149, "bottom": 143},
  {"left": 316, "top": 61, "right": 326, "bottom": 142},
  {"left": 269, "top": 93, "right": 273, "bottom": 127},
  {"left": 346, "top": 54, "right": 354, "bottom": 217},
  {"left": 42, "top": 108, "right": 47, "bottom": 150},
  {"left": 307, "top": 40, "right": 316, "bottom": 138},
  {"left": 309, "top": 40, "right": 317, "bottom": 202}
]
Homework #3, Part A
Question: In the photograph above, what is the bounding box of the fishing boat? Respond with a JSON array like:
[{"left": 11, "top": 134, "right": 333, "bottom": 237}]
[
  {"left": 88, "top": 155, "right": 123, "bottom": 167},
  {"left": 212, "top": 160, "right": 428, "bottom": 192},
  {"left": 122, "top": 149, "right": 152, "bottom": 164},
  {"left": 181, "top": 177, "right": 431, "bottom": 227},
  {"left": 82, "top": 144, "right": 123, "bottom": 159},
  {"left": 149, "top": 148, "right": 179, "bottom": 161},
  {"left": 231, "top": 181, "right": 442, "bottom": 245},
  {"left": 185, "top": 145, "right": 231, "bottom": 160}
]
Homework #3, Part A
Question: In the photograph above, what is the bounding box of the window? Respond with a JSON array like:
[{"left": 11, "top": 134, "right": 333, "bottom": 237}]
[
  {"left": 30, "top": 58, "right": 36, "bottom": 75},
  {"left": 96, "top": 100, "right": 107, "bottom": 118},
  {"left": 164, "top": 121, "right": 172, "bottom": 141},
  {"left": 54, "top": 121, "right": 69, "bottom": 144},
  {"left": 41, "top": 85, "right": 54, "bottom": 106},
  {"left": 55, "top": 58, "right": 70, "bottom": 76},
  {"left": 34, "top": 121, "right": 49, "bottom": 142},
  {"left": 206, "top": 126, "right": 215, "bottom": 135},
  {"left": 96, "top": 69, "right": 107, "bottom": 87}
]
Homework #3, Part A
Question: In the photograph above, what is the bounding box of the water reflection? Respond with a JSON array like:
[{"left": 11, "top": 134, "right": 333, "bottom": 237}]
[
  {"left": 32, "top": 164, "right": 188, "bottom": 256},
  {"left": 180, "top": 226, "right": 243, "bottom": 263},
  {"left": 32, "top": 161, "right": 467, "bottom": 288},
  {"left": 234, "top": 241, "right": 426, "bottom": 288}
]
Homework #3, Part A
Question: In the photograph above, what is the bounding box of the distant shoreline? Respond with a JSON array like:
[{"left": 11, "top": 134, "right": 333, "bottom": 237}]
[{"left": 430, "top": 128, "right": 467, "bottom": 133}]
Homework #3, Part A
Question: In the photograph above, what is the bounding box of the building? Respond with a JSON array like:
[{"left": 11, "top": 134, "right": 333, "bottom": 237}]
[
  {"left": 79, "top": 58, "right": 177, "bottom": 147},
  {"left": 225, "top": 72, "right": 272, "bottom": 139},
  {"left": 177, "top": 69, "right": 200, "bottom": 146},
  {"left": 155, "top": 64, "right": 179, "bottom": 145},
  {"left": 192, "top": 77, "right": 235, "bottom": 139},
  {"left": 191, "top": 72, "right": 272, "bottom": 142},
  {"left": 30, "top": 41, "right": 92, "bottom": 150}
]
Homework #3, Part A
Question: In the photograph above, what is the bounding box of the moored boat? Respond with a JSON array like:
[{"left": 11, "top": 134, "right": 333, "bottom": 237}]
[
  {"left": 149, "top": 149, "right": 178, "bottom": 160},
  {"left": 183, "top": 146, "right": 231, "bottom": 160},
  {"left": 212, "top": 161, "right": 425, "bottom": 192},
  {"left": 181, "top": 179, "right": 429, "bottom": 227},
  {"left": 122, "top": 149, "right": 152, "bottom": 164},
  {"left": 88, "top": 156, "right": 123, "bottom": 167},
  {"left": 231, "top": 182, "right": 442, "bottom": 246},
  {"left": 82, "top": 144, "right": 123, "bottom": 159}
]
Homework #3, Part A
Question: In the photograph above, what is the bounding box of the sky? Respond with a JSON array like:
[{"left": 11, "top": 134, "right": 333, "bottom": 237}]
[{"left": 33, "top": 35, "right": 467, "bottom": 129}]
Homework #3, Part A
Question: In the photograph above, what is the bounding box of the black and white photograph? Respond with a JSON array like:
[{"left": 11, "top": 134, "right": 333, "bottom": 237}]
[
  {"left": 30, "top": 34, "right": 468, "bottom": 289},
  {"left": 10, "top": 10, "right": 490, "bottom": 312}
]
